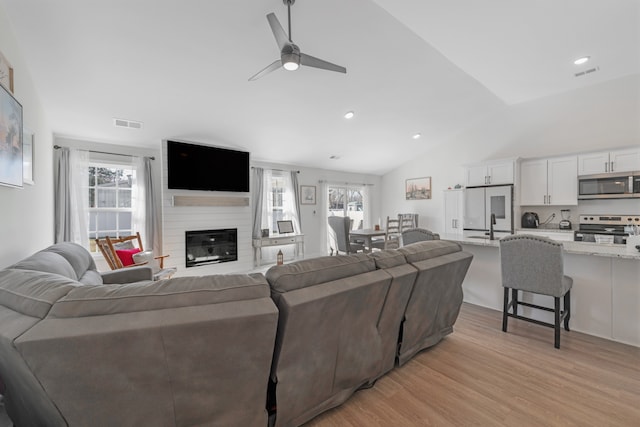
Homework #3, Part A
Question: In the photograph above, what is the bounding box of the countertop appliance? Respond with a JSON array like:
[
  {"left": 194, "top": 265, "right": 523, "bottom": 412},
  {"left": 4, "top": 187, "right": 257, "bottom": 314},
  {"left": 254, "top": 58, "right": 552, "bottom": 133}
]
[
  {"left": 578, "top": 171, "right": 640, "bottom": 199},
  {"left": 574, "top": 215, "right": 640, "bottom": 244},
  {"left": 463, "top": 185, "right": 513, "bottom": 233},
  {"left": 559, "top": 209, "right": 572, "bottom": 230},
  {"left": 521, "top": 212, "right": 539, "bottom": 228}
]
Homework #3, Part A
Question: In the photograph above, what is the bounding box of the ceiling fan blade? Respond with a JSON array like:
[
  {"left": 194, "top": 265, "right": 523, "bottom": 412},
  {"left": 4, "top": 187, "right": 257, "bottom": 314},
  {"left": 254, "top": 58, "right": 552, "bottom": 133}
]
[
  {"left": 248, "top": 59, "right": 282, "bottom": 81},
  {"left": 300, "top": 53, "right": 346, "bottom": 74},
  {"left": 267, "top": 13, "right": 289, "bottom": 50}
]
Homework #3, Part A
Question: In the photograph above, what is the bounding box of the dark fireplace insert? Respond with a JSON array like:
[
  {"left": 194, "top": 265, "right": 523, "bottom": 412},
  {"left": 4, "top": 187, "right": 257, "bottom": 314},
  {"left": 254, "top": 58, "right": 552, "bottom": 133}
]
[{"left": 185, "top": 229, "right": 237, "bottom": 267}]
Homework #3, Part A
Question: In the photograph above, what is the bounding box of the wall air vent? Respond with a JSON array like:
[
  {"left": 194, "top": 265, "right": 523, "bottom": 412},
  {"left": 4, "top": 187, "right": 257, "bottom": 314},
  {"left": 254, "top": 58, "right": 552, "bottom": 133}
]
[
  {"left": 574, "top": 66, "right": 600, "bottom": 78},
  {"left": 113, "top": 118, "right": 143, "bottom": 129}
]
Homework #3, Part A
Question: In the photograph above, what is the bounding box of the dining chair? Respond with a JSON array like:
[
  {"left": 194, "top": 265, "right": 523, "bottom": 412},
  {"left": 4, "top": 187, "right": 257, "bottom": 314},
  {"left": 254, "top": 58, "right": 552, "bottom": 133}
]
[
  {"left": 499, "top": 234, "right": 572, "bottom": 349},
  {"left": 328, "top": 216, "right": 365, "bottom": 255},
  {"left": 398, "top": 213, "right": 418, "bottom": 231},
  {"left": 371, "top": 216, "right": 401, "bottom": 250}
]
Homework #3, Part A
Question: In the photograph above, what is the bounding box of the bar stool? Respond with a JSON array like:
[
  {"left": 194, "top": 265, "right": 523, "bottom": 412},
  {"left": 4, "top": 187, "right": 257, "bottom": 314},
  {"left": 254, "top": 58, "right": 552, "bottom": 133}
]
[{"left": 499, "top": 234, "right": 572, "bottom": 349}]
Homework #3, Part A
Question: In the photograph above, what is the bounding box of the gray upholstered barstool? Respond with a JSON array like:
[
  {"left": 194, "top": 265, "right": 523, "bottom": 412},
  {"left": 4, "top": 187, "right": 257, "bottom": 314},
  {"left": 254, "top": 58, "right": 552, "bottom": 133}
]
[
  {"left": 401, "top": 228, "right": 440, "bottom": 246},
  {"left": 499, "top": 234, "right": 572, "bottom": 349}
]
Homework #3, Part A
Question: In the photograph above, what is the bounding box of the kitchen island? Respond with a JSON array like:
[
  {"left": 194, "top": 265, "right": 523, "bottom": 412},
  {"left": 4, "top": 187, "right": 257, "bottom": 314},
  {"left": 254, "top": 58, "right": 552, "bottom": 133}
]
[{"left": 440, "top": 233, "right": 640, "bottom": 347}]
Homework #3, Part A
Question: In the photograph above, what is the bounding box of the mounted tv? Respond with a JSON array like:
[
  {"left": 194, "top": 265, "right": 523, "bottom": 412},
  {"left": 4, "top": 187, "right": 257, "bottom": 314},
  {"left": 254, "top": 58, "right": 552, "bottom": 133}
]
[{"left": 167, "top": 140, "right": 250, "bottom": 192}]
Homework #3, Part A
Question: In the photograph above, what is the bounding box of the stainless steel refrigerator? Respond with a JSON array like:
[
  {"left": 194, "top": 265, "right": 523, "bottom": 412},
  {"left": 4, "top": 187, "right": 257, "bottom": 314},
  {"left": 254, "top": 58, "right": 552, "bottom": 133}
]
[{"left": 463, "top": 185, "right": 514, "bottom": 233}]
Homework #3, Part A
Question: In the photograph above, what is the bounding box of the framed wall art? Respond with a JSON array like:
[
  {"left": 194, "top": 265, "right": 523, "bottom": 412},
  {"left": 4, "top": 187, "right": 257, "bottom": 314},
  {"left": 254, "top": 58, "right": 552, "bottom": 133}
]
[
  {"left": 0, "top": 49, "right": 14, "bottom": 94},
  {"left": 300, "top": 185, "right": 316, "bottom": 205},
  {"left": 0, "top": 82, "right": 23, "bottom": 188},
  {"left": 405, "top": 177, "right": 431, "bottom": 200},
  {"left": 23, "top": 129, "right": 34, "bottom": 185}
]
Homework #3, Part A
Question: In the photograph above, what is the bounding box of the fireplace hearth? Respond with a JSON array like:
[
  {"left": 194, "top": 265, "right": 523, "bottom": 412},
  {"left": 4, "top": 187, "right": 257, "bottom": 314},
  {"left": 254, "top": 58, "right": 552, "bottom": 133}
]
[{"left": 185, "top": 229, "right": 237, "bottom": 267}]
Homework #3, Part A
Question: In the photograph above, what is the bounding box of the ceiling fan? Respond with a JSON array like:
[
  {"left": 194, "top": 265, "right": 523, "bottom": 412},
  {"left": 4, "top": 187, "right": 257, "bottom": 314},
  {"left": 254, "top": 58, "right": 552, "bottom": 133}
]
[{"left": 248, "top": 0, "right": 347, "bottom": 81}]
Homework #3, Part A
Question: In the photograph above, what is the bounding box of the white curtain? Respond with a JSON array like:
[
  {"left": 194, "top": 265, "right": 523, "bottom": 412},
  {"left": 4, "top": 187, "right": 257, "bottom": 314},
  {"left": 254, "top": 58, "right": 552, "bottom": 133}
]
[
  {"left": 320, "top": 181, "right": 329, "bottom": 255},
  {"left": 255, "top": 169, "right": 301, "bottom": 234},
  {"left": 54, "top": 147, "right": 89, "bottom": 247},
  {"left": 131, "top": 156, "right": 146, "bottom": 246},
  {"left": 362, "top": 185, "right": 372, "bottom": 229}
]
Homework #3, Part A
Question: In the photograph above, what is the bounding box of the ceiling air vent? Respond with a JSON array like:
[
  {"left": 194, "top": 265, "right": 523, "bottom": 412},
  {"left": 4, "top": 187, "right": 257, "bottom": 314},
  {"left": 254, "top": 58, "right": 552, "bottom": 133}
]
[
  {"left": 574, "top": 66, "right": 600, "bottom": 78},
  {"left": 113, "top": 118, "right": 143, "bottom": 129}
]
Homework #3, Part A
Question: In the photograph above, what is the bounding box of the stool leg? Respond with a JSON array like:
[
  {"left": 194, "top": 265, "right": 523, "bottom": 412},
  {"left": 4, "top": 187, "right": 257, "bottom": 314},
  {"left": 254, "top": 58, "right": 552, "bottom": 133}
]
[
  {"left": 502, "top": 287, "right": 509, "bottom": 332},
  {"left": 554, "top": 297, "right": 561, "bottom": 349},
  {"left": 564, "top": 290, "right": 571, "bottom": 331},
  {"left": 511, "top": 288, "right": 518, "bottom": 316}
]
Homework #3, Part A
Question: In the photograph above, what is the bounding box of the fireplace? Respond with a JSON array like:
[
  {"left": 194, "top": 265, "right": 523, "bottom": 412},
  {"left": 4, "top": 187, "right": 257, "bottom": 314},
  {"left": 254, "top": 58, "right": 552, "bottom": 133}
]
[{"left": 185, "top": 229, "right": 237, "bottom": 268}]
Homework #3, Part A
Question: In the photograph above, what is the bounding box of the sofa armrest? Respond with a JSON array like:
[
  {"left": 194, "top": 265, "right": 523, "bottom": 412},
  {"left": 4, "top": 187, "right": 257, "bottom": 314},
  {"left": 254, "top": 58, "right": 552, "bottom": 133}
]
[{"left": 101, "top": 266, "right": 153, "bottom": 284}]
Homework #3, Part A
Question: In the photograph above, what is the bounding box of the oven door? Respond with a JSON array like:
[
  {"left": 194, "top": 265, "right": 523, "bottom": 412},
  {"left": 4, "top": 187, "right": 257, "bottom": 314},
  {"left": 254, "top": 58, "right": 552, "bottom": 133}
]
[
  {"left": 578, "top": 173, "right": 634, "bottom": 199},
  {"left": 574, "top": 231, "right": 627, "bottom": 244}
]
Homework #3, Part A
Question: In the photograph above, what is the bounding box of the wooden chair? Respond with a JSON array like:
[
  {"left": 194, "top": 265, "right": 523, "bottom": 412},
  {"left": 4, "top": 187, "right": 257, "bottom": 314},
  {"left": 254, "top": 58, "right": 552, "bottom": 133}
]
[
  {"left": 96, "top": 232, "right": 175, "bottom": 279},
  {"left": 398, "top": 213, "right": 418, "bottom": 232},
  {"left": 371, "top": 216, "right": 401, "bottom": 250}
]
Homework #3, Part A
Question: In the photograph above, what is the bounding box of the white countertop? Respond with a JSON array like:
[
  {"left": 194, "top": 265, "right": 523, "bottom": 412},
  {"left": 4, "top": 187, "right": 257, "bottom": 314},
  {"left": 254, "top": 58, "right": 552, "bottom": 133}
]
[{"left": 440, "top": 233, "right": 640, "bottom": 260}]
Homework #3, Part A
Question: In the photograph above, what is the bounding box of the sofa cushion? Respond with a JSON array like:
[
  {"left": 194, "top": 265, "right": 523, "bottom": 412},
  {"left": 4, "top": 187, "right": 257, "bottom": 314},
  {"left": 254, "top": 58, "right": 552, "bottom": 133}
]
[
  {"left": 43, "top": 242, "right": 97, "bottom": 281},
  {"left": 368, "top": 249, "right": 407, "bottom": 269},
  {"left": 397, "top": 240, "right": 461, "bottom": 264},
  {"left": 115, "top": 248, "right": 141, "bottom": 266},
  {"left": 266, "top": 253, "right": 375, "bottom": 293},
  {"left": 10, "top": 252, "right": 78, "bottom": 280},
  {"left": 0, "top": 269, "right": 78, "bottom": 318},
  {"left": 48, "top": 273, "right": 271, "bottom": 318}
]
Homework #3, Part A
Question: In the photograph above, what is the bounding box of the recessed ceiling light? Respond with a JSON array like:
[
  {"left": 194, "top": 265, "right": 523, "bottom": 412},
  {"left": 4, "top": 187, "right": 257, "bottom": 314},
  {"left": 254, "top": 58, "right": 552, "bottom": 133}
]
[
  {"left": 344, "top": 111, "right": 354, "bottom": 119},
  {"left": 412, "top": 133, "right": 422, "bottom": 139},
  {"left": 329, "top": 155, "right": 340, "bottom": 160},
  {"left": 574, "top": 56, "right": 590, "bottom": 65}
]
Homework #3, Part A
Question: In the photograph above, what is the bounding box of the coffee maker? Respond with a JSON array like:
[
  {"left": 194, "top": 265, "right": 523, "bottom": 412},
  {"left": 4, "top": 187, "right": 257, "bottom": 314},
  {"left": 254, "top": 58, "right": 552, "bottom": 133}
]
[{"left": 559, "top": 209, "right": 572, "bottom": 230}]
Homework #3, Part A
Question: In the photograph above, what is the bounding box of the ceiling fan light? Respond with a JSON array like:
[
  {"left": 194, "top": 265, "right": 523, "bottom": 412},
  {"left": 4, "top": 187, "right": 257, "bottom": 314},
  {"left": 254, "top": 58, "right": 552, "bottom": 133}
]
[
  {"left": 344, "top": 111, "right": 354, "bottom": 119},
  {"left": 282, "top": 52, "right": 300, "bottom": 71}
]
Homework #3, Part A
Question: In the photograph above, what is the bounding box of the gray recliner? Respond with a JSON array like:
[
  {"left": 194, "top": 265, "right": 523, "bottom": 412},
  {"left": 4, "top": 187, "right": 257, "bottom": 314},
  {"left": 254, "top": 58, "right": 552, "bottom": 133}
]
[
  {"left": 401, "top": 228, "right": 440, "bottom": 246},
  {"left": 499, "top": 234, "right": 573, "bottom": 349},
  {"left": 328, "top": 216, "right": 365, "bottom": 254}
]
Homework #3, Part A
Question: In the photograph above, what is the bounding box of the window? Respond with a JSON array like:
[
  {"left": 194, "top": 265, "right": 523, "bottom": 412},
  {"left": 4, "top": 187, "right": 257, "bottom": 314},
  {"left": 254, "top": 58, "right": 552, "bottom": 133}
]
[
  {"left": 87, "top": 162, "right": 137, "bottom": 252},
  {"left": 328, "top": 185, "right": 365, "bottom": 230}
]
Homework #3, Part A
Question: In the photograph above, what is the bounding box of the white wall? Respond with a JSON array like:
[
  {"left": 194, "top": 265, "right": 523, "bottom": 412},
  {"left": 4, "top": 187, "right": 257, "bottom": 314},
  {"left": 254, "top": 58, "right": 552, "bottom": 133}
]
[
  {"left": 161, "top": 141, "right": 382, "bottom": 277},
  {"left": 380, "top": 75, "right": 640, "bottom": 235},
  {"left": 0, "top": 7, "right": 54, "bottom": 268}
]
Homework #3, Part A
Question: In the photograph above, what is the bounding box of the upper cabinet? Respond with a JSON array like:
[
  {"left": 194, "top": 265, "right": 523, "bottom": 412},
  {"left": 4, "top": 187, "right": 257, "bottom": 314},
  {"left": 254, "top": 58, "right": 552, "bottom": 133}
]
[
  {"left": 465, "top": 160, "right": 514, "bottom": 186},
  {"left": 520, "top": 156, "right": 578, "bottom": 206},
  {"left": 578, "top": 148, "right": 640, "bottom": 175}
]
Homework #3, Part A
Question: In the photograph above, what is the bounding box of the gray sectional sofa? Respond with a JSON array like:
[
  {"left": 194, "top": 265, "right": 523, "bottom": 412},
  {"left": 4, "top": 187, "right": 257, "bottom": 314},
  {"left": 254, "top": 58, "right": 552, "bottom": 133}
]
[{"left": 0, "top": 240, "right": 472, "bottom": 427}]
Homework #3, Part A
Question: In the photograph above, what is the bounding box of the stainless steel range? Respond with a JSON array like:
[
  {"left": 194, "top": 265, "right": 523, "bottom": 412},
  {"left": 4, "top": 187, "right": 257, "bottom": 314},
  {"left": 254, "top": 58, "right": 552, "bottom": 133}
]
[{"left": 574, "top": 215, "right": 640, "bottom": 244}]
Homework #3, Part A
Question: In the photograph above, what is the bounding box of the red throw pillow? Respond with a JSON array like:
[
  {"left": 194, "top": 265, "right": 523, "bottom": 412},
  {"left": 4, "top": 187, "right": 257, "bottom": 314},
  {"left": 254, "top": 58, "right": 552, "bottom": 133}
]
[{"left": 115, "top": 248, "right": 142, "bottom": 266}]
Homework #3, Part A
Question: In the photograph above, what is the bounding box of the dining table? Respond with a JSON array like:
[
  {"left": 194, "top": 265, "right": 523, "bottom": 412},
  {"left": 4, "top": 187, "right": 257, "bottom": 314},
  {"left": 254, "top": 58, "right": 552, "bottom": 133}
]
[{"left": 349, "top": 228, "right": 387, "bottom": 253}]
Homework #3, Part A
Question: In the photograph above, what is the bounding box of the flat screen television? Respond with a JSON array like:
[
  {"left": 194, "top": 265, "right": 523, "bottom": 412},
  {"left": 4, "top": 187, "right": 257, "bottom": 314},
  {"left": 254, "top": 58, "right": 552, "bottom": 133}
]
[{"left": 167, "top": 140, "right": 250, "bottom": 192}]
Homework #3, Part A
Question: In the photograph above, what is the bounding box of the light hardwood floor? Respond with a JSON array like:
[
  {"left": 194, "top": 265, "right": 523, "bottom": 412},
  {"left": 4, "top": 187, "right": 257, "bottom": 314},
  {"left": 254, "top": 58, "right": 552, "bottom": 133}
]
[{"left": 306, "top": 303, "right": 640, "bottom": 427}]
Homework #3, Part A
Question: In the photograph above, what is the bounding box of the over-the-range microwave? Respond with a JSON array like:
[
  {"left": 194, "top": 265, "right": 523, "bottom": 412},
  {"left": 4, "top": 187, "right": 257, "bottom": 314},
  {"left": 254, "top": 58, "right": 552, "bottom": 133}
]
[{"left": 578, "top": 171, "right": 640, "bottom": 199}]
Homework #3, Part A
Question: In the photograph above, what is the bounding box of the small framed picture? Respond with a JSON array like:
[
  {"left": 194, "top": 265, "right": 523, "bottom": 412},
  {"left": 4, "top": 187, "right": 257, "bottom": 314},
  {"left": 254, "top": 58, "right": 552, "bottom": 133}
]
[
  {"left": 405, "top": 177, "right": 432, "bottom": 200},
  {"left": 23, "top": 129, "right": 34, "bottom": 185},
  {"left": 300, "top": 185, "right": 316, "bottom": 205}
]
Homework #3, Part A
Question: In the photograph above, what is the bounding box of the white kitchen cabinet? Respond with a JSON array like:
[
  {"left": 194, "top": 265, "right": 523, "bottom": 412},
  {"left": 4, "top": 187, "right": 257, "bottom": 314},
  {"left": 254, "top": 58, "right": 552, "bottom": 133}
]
[
  {"left": 465, "top": 160, "right": 514, "bottom": 186},
  {"left": 444, "top": 189, "right": 464, "bottom": 234},
  {"left": 578, "top": 148, "right": 640, "bottom": 175},
  {"left": 520, "top": 156, "right": 577, "bottom": 205}
]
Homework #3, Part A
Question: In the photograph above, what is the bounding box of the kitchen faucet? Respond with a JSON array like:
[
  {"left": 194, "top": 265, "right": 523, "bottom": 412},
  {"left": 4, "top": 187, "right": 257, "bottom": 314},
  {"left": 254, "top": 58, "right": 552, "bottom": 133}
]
[{"left": 489, "top": 213, "right": 496, "bottom": 240}]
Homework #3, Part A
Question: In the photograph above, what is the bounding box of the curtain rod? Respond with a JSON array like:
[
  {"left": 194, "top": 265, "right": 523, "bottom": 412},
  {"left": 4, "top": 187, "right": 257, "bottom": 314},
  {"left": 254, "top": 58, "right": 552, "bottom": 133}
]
[
  {"left": 318, "top": 180, "right": 374, "bottom": 187},
  {"left": 251, "top": 166, "right": 300, "bottom": 173},
  {"left": 53, "top": 145, "right": 155, "bottom": 161}
]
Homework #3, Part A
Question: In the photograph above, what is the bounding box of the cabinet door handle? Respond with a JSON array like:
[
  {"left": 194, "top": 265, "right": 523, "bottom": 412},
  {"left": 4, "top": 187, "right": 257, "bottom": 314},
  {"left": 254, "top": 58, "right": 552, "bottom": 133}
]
[
  {"left": 605, "top": 161, "right": 608, "bottom": 172},
  {"left": 548, "top": 194, "right": 551, "bottom": 204},
  {"left": 610, "top": 161, "right": 614, "bottom": 172},
  {"left": 543, "top": 195, "right": 546, "bottom": 204}
]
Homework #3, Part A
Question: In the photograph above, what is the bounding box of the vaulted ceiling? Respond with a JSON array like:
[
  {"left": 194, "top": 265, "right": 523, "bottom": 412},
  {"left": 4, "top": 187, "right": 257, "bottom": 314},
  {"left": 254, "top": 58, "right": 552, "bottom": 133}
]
[{"left": 2, "top": 0, "right": 638, "bottom": 174}]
